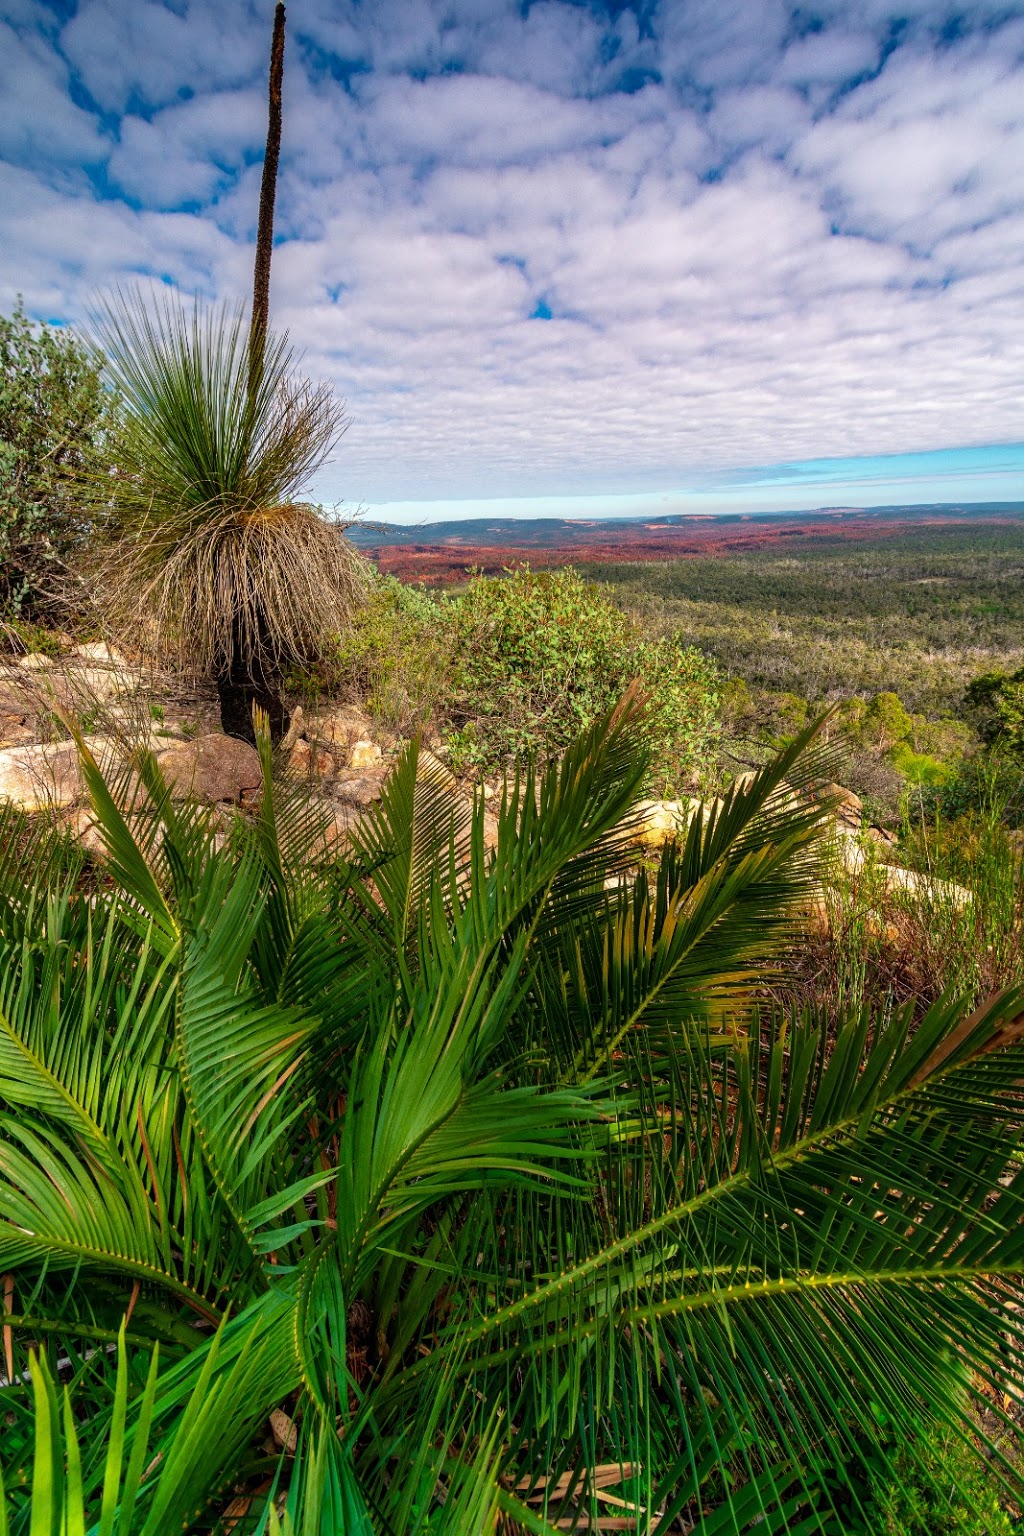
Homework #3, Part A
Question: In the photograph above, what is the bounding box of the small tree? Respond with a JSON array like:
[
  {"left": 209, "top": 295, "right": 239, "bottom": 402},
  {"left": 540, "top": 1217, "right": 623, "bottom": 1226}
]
[
  {"left": 0, "top": 300, "right": 115, "bottom": 618},
  {"left": 967, "top": 667, "right": 1024, "bottom": 759}
]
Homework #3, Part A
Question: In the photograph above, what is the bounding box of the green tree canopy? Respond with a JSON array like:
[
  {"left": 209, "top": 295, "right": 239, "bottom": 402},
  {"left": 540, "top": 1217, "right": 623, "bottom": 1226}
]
[
  {"left": 967, "top": 666, "right": 1024, "bottom": 758},
  {"left": 0, "top": 300, "right": 116, "bottom": 617}
]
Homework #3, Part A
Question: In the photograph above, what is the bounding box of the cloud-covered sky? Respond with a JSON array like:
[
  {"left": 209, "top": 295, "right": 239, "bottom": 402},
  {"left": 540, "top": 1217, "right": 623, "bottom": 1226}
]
[{"left": 2, "top": 0, "right": 1023, "bottom": 518}]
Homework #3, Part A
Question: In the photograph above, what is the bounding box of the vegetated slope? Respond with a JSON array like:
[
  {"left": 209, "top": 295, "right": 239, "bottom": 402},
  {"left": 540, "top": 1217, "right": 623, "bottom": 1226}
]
[
  {"left": 348, "top": 502, "right": 1024, "bottom": 583},
  {"left": 582, "top": 521, "right": 1024, "bottom": 716}
]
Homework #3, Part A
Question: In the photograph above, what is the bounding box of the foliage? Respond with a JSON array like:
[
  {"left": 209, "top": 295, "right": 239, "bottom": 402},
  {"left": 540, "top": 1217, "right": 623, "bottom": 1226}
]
[
  {"left": 442, "top": 566, "right": 721, "bottom": 790},
  {"left": 87, "top": 288, "right": 366, "bottom": 678},
  {"left": 290, "top": 571, "right": 452, "bottom": 735},
  {"left": 823, "top": 1408, "right": 1017, "bottom": 1535},
  {"left": 860, "top": 690, "right": 912, "bottom": 750},
  {"left": 301, "top": 566, "right": 721, "bottom": 792},
  {"left": 0, "top": 616, "right": 64, "bottom": 659},
  {"left": 888, "top": 743, "right": 950, "bottom": 787},
  {"left": 1, "top": 711, "right": 1024, "bottom": 1531},
  {"left": 924, "top": 748, "right": 1024, "bottom": 829},
  {"left": 776, "top": 799, "right": 1024, "bottom": 1020},
  {"left": 0, "top": 300, "right": 116, "bottom": 617},
  {"left": 968, "top": 666, "right": 1024, "bottom": 758}
]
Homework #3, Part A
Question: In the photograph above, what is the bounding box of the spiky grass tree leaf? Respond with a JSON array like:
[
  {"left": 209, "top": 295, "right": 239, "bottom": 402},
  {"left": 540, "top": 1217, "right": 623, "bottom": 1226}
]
[{"left": 88, "top": 288, "right": 366, "bottom": 676}]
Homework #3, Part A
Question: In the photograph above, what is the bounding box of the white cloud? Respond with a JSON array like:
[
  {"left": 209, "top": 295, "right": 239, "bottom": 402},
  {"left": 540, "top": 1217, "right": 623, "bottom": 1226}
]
[
  {"left": 109, "top": 89, "right": 266, "bottom": 207},
  {"left": 1, "top": 0, "right": 1022, "bottom": 509},
  {"left": 0, "top": 20, "right": 108, "bottom": 167}
]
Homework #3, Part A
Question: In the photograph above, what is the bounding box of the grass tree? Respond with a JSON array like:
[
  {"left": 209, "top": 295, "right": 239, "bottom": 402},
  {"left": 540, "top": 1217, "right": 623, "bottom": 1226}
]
[
  {"left": 1, "top": 704, "right": 1023, "bottom": 1531},
  {"left": 92, "top": 290, "right": 363, "bottom": 741},
  {"left": 250, "top": 0, "right": 286, "bottom": 386}
]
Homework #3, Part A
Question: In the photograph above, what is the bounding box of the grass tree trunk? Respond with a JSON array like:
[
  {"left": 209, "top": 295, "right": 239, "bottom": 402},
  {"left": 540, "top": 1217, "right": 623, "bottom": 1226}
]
[
  {"left": 215, "top": 618, "right": 289, "bottom": 744},
  {"left": 219, "top": 1, "right": 288, "bottom": 744}
]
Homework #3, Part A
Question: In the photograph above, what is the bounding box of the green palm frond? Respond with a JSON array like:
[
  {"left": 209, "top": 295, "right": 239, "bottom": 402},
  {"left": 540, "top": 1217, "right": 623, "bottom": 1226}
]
[{"left": 2, "top": 702, "right": 1023, "bottom": 1534}]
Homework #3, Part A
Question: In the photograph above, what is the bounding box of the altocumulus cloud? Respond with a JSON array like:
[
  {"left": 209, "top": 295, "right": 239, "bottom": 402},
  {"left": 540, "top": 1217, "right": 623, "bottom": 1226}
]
[{"left": 0, "top": 0, "right": 1022, "bottom": 510}]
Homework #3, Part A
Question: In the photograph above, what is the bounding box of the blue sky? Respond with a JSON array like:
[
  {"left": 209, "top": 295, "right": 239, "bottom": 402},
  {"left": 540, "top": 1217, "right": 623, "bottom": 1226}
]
[{"left": 1, "top": 0, "right": 1023, "bottom": 521}]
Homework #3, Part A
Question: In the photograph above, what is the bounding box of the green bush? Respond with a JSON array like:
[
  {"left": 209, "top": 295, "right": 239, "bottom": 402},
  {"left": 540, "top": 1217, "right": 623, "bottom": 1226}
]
[
  {"left": 289, "top": 572, "right": 450, "bottom": 734},
  {"left": 890, "top": 743, "right": 951, "bottom": 787},
  {"left": 305, "top": 567, "right": 721, "bottom": 791},
  {"left": 834, "top": 1413, "right": 1017, "bottom": 1534},
  {"left": 0, "top": 300, "right": 116, "bottom": 616},
  {"left": 442, "top": 566, "right": 720, "bottom": 789},
  {"left": 922, "top": 749, "right": 1024, "bottom": 829},
  {"left": 967, "top": 666, "right": 1024, "bottom": 758}
]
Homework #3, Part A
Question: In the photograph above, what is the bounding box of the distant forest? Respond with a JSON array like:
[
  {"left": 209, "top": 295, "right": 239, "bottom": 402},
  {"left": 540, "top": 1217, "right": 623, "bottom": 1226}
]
[{"left": 584, "top": 521, "right": 1024, "bottom": 715}]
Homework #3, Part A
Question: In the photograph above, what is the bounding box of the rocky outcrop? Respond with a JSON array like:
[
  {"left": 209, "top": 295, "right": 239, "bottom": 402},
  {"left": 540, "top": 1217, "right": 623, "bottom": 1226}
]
[
  {"left": 876, "top": 864, "right": 972, "bottom": 909},
  {"left": 287, "top": 739, "right": 335, "bottom": 779},
  {"left": 817, "top": 781, "right": 863, "bottom": 827},
  {"left": 0, "top": 648, "right": 143, "bottom": 724},
  {"left": 348, "top": 739, "right": 383, "bottom": 769},
  {"left": 334, "top": 773, "right": 387, "bottom": 808}
]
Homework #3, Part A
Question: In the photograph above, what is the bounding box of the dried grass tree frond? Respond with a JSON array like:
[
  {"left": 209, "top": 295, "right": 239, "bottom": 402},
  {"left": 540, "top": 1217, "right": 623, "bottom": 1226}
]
[{"left": 88, "top": 288, "right": 367, "bottom": 679}]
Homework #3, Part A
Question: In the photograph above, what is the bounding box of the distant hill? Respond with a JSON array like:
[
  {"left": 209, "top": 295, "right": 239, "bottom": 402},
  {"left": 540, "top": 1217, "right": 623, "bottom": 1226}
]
[{"left": 345, "top": 502, "right": 1024, "bottom": 582}]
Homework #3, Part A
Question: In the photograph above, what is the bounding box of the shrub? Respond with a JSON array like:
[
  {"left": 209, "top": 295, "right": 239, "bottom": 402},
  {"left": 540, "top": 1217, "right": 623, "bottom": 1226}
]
[
  {"left": 292, "top": 571, "right": 452, "bottom": 735},
  {"left": 890, "top": 743, "right": 950, "bottom": 787},
  {"left": 442, "top": 566, "right": 721, "bottom": 789},
  {"left": 967, "top": 666, "right": 1024, "bottom": 757},
  {"left": 775, "top": 795, "right": 1024, "bottom": 1020},
  {"left": 822, "top": 1409, "right": 1016, "bottom": 1534},
  {"left": 304, "top": 567, "right": 721, "bottom": 791},
  {"left": 0, "top": 300, "right": 116, "bottom": 617},
  {"left": 923, "top": 748, "right": 1024, "bottom": 829}
]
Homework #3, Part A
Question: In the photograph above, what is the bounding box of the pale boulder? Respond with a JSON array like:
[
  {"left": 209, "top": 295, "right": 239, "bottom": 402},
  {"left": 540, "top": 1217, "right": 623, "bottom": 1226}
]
[
  {"left": 631, "top": 798, "right": 698, "bottom": 850},
  {"left": 72, "top": 642, "right": 130, "bottom": 669},
  {"left": 64, "top": 666, "right": 140, "bottom": 705},
  {"left": 831, "top": 824, "right": 867, "bottom": 875},
  {"left": 349, "top": 739, "right": 383, "bottom": 770},
  {"left": 335, "top": 773, "right": 386, "bottom": 808},
  {"left": 819, "top": 781, "right": 863, "bottom": 827},
  {"left": 0, "top": 736, "right": 120, "bottom": 813},
  {"left": 311, "top": 705, "right": 375, "bottom": 750},
  {"left": 17, "top": 652, "right": 54, "bottom": 673},
  {"left": 287, "top": 738, "right": 335, "bottom": 779},
  {"left": 878, "top": 865, "right": 972, "bottom": 909}
]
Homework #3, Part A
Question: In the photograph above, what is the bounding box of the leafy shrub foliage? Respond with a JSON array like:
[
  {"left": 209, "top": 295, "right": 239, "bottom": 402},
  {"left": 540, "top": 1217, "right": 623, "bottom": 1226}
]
[
  {"left": 442, "top": 567, "right": 720, "bottom": 789},
  {"left": 0, "top": 300, "right": 116, "bottom": 616},
  {"left": 295, "top": 571, "right": 453, "bottom": 735},
  {"left": 968, "top": 665, "right": 1024, "bottom": 758},
  {"left": 314, "top": 567, "right": 721, "bottom": 791},
  {"left": 1, "top": 711, "right": 1023, "bottom": 1531}
]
